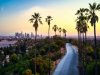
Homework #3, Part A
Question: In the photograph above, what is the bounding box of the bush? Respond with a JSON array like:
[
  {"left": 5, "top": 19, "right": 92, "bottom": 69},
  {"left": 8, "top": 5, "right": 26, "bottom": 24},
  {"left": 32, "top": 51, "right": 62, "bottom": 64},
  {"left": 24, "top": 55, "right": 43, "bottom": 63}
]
[
  {"left": 56, "top": 40, "right": 65, "bottom": 47},
  {"left": 18, "top": 55, "right": 22, "bottom": 61},
  {"left": 87, "top": 62, "right": 100, "bottom": 75},
  {"left": 40, "top": 49, "right": 46, "bottom": 56},
  {"left": 29, "top": 58, "right": 53, "bottom": 74},
  {"left": 19, "top": 67, "right": 25, "bottom": 75},
  {"left": 22, "top": 69, "right": 32, "bottom": 75},
  {"left": 10, "top": 54, "right": 18, "bottom": 63},
  {"left": 24, "top": 53, "right": 30, "bottom": 60},
  {"left": 28, "top": 49, "right": 39, "bottom": 58}
]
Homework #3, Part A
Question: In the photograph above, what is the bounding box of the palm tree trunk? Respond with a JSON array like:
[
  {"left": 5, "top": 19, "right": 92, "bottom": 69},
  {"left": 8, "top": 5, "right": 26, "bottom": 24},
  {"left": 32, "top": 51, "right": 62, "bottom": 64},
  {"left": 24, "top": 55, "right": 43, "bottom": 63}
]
[
  {"left": 48, "top": 25, "right": 50, "bottom": 75},
  {"left": 80, "top": 33, "right": 83, "bottom": 75},
  {"left": 78, "top": 31, "right": 81, "bottom": 75},
  {"left": 85, "top": 32, "right": 87, "bottom": 75},
  {"left": 35, "top": 30, "right": 37, "bottom": 75},
  {"left": 82, "top": 32, "right": 84, "bottom": 75},
  {"left": 78, "top": 30, "right": 80, "bottom": 60},
  {"left": 94, "top": 22, "right": 97, "bottom": 75},
  {"left": 60, "top": 32, "right": 61, "bottom": 59},
  {"left": 55, "top": 31, "right": 57, "bottom": 65}
]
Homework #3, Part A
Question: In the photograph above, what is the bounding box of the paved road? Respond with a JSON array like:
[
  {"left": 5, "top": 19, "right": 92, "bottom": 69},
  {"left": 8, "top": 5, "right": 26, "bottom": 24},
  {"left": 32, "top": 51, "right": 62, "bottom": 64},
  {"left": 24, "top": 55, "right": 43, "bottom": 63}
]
[{"left": 53, "top": 43, "right": 78, "bottom": 75}]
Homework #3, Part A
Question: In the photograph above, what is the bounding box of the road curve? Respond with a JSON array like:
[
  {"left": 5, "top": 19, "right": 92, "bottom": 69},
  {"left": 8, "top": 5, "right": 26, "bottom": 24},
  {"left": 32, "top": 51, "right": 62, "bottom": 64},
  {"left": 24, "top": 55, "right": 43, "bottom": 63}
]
[{"left": 53, "top": 43, "right": 78, "bottom": 75}]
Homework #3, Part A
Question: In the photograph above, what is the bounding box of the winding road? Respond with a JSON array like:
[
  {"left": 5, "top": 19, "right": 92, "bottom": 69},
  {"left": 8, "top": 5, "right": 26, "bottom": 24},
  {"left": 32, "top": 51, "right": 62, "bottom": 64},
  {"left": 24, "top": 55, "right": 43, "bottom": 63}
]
[{"left": 53, "top": 43, "right": 79, "bottom": 75}]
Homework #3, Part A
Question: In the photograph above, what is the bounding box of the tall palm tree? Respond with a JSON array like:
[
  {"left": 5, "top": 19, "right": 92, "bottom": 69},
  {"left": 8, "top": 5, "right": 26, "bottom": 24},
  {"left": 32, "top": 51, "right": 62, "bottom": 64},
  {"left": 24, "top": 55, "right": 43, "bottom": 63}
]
[
  {"left": 52, "top": 25, "right": 58, "bottom": 65},
  {"left": 75, "top": 9, "right": 88, "bottom": 75},
  {"left": 83, "top": 23, "right": 89, "bottom": 75},
  {"left": 75, "top": 21, "right": 82, "bottom": 61},
  {"left": 58, "top": 28, "right": 62, "bottom": 58},
  {"left": 58, "top": 28, "right": 62, "bottom": 37},
  {"left": 45, "top": 16, "right": 53, "bottom": 75},
  {"left": 62, "top": 29, "right": 66, "bottom": 55},
  {"left": 64, "top": 29, "right": 67, "bottom": 55},
  {"left": 87, "top": 3, "right": 100, "bottom": 75},
  {"left": 62, "top": 29, "right": 65, "bottom": 38},
  {"left": 29, "top": 13, "right": 43, "bottom": 75}
]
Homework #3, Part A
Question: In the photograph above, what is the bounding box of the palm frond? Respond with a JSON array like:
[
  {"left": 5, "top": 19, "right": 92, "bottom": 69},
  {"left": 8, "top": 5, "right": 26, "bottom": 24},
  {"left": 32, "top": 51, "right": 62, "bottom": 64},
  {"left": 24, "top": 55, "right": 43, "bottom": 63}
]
[
  {"left": 29, "top": 18, "right": 34, "bottom": 23},
  {"left": 89, "top": 3, "right": 93, "bottom": 10},
  {"left": 75, "top": 10, "right": 80, "bottom": 15},
  {"left": 38, "top": 19, "right": 43, "bottom": 24},
  {"left": 96, "top": 3, "right": 100, "bottom": 10},
  {"left": 93, "top": 2, "right": 97, "bottom": 9},
  {"left": 32, "top": 15, "right": 36, "bottom": 19},
  {"left": 88, "top": 15, "right": 92, "bottom": 20},
  {"left": 85, "top": 8, "right": 89, "bottom": 12},
  {"left": 95, "top": 15, "right": 98, "bottom": 22}
]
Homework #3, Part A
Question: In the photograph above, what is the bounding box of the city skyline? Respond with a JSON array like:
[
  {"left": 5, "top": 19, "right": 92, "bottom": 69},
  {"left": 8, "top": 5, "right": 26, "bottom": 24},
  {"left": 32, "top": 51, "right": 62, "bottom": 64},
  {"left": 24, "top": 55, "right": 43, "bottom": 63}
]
[{"left": 0, "top": 0, "right": 100, "bottom": 36}]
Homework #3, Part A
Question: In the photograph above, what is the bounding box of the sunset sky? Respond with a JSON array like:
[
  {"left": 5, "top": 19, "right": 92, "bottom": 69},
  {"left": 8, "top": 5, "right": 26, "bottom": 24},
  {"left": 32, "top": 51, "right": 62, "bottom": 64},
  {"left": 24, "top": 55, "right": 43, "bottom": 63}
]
[{"left": 0, "top": 0, "right": 100, "bottom": 36}]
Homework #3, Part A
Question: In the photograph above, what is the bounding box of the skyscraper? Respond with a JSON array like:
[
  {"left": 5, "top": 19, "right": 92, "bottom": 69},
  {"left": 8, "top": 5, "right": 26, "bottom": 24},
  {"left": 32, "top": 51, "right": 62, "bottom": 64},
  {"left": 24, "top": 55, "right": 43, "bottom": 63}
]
[
  {"left": 21, "top": 31, "right": 23, "bottom": 38},
  {"left": 25, "top": 33, "right": 26, "bottom": 37},
  {"left": 31, "top": 32, "right": 33, "bottom": 37},
  {"left": 27, "top": 34, "right": 29, "bottom": 38},
  {"left": 15, "top": 32, "right": 18, "bottom": 37}
]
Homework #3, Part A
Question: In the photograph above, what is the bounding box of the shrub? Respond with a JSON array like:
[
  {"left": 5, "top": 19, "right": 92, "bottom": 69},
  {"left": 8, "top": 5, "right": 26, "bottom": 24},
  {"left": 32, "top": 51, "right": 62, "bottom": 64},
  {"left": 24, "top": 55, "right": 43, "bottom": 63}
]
[
  {"left": 22, "top": 69, "right": 32, "bottom": 75},
  {"left": 24, "top": 53, "right": 30, "bottom": 60},
  {"left": 10, "top": 54, "right": 18, "bottom": 63},
  {"left": 19, "top": 67, "right": 25, "bottom": 75}
]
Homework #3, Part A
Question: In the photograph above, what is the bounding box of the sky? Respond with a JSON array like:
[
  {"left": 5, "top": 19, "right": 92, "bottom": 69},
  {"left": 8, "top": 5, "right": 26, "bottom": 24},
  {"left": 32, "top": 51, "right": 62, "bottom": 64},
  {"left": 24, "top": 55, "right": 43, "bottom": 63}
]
[{"left": 0, "top": 0, "right": 100, "bottom": 36}]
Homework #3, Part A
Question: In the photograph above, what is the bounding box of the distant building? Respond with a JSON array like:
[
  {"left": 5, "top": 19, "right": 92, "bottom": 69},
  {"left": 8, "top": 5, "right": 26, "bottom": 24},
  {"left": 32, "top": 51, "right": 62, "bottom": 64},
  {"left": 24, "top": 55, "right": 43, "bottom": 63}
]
[
  {"left": 27, "top": 34, "right": 29, "bottom": 38},
  {"left": 25, "top": 33, "right": 27, "bottom": 37},
  {"left": 37, "top": 35, "right": 39, "bottom": 37},
  {"left": 31, "top": 32, "right": 33, "bottom": 37},
  {"left": 15, "top": 32, "right": 18, "bottom": 37}
]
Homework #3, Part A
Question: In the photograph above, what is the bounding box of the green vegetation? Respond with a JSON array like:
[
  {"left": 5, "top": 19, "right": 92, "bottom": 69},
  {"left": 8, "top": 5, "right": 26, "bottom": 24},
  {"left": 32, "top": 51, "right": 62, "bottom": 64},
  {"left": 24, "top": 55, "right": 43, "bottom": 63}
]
[{"left": 0, "top": 36, "right": 65, "bottom": 75}]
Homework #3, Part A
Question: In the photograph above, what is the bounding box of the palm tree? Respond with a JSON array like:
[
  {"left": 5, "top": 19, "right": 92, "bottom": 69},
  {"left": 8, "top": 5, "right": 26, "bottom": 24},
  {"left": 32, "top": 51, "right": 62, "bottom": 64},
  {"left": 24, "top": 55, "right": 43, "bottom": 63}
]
[
  {"left": 75, "top": 8, "right": 89, "bottom": 75},
  {"left": 52, "top": 25, "right": 58, "bottom": 65},
  {"left": 58, "top": 28, "right": 62, "bottom": 37},
  {"left": 88, "top": 3, "right": 100, "bottom": 75},
  {"left": 58, "top": 28, "right": 62, "bottom": 58},
  {"left": 29, "top": 13, "right": 43, "bottom": 75},
  {"left": 83, "top": 23, "right": 89, "bottom": 75},
  {"left": 62, "top": 29, "right": 66, "bottom": 55},
  {"left": 45, "top": 16, "right": 53, "bottom": 75},
  {"left": 64, "top": 29, "right": 67, "bottom": 55}
]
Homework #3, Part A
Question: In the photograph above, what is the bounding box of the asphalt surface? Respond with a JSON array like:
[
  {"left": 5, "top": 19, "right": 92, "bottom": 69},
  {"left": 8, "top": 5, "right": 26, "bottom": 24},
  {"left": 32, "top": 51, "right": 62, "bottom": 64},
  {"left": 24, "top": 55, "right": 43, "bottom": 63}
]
[{"left": 53, "top": 43, "right": 78, "bottom": 75}]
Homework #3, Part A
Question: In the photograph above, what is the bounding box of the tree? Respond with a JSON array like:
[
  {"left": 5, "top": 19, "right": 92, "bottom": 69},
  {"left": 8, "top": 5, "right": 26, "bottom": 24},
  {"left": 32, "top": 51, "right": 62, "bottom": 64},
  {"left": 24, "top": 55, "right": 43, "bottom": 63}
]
[
  {"left": 42, "top": 44, "right": 49, "bottom": 53},
  {"left": 58, "top": 28, "right": 62, "bottom": 58},
  {"left": 62, "top": 29, "right": 67, "bottom": 55},
  {"left": 22, "top": 69, "right": 32, "bottom": 75},
  {"left": 28, "top": 49, "right": 39, "bottom": 58},
  {"left": 4, "top": 47, "right": 7, "bottom": 57},
  {"left": 75, "top": 8, "right": 89, "bottom": 75},
  {"left": 40, "top": 49, "right": 46, "bottom": 56},
  {"left": 4, "top": 60, "right": 8, "bottom": 67},
  {"left": 87, "top": 3, "right": 100, "bottom": 75},
  {"left": 56, "top": 40, "right": 65, "bottom": 47},
  {"left": 10, "top": 54, "right": 18, "bottom": 63},
  {"left": 19, "top": 67, "right": 25, "bottom": 75},
  {"left": 18, "top": 55, "right": 22, "bottom": 61},
  {"left": 58, "top": 28, "right": 62, "bottom": 37},
  {"left": 45, "top": 16, "right": 53, "bottom": 75},
  {"left": 52, "top": 25, "right": 58, "bottom": 65},
  {"left": 24, "top": 53, "right": 30, "bottom": 60},
  {"left": 29, "top": 13, "right": 43, "bottom": 75}
]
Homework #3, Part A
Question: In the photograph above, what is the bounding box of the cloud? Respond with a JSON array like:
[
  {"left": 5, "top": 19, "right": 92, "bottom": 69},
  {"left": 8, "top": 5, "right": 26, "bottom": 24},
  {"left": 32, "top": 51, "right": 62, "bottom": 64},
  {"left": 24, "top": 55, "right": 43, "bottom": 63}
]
[{"left": 1, "top": 7, "right": 3, "bottom": 12}]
